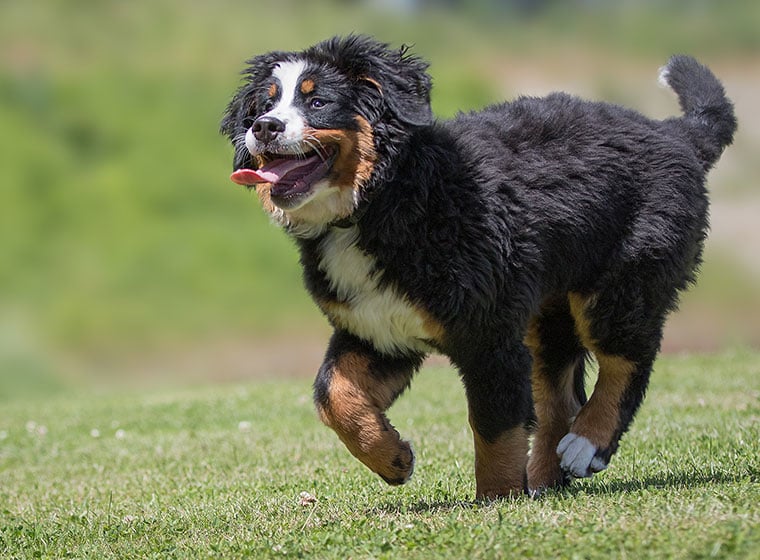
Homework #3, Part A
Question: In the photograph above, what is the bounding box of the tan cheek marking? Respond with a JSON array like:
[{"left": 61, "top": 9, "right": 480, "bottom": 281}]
[
  {"left": 470, "top": 424, "right": 529, "bottom": 499},
  {"left": 300, "top": 79, "right": 315, "bottom": 95},
  {"left": 567, "top": 292, "right": 636, "bottom": 448},
  {"left": 285, "top": 118, "right": 375, "bottom": 222},
  {"left": 251, "top": 155, "right": 277, "bottom": 215},
  {"left": 253, "top": 154, "right": 267, "bottom": 169},
  {"left": 254, "top": 184, "right": 277, "bottom": 215},
  {"left": 352, "top": 116, "right": 377, "bottom": 189},
  {"left": 310, "top": 116, "right": 377, "bottom": 191}
]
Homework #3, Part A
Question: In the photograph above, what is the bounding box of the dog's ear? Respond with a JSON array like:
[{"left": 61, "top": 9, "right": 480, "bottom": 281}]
[
  {"left": 361, "top": 43, "right": 433, "bottom": 127},
  {"left": 362, "top": 42, "right": 433, "bottom": 126},
  {"left": 314, "top": 35, "right": 433, "bottom": 127},
  {"left": 220, "top": 91, "right": 244, "bottom": 140}
]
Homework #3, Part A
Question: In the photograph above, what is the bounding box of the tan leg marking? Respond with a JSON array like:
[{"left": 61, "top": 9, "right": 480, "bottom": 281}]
[
  {"left": 526, "top": 362, "right": 580, "bottom": 489},
  {"left": 569, "top": 354, "right": 634, "bottom": 448},
  {"left": 567, "top": 293, "right": 636, "bottom": 449},
  {"left": 316, "top": 352, "right": 414, "bottom": 485},
  {"left": 524, "top": 319, "right": 582, "bottom": 490},
  {"left": 470, "top": 423, "right": 529, "bottom": 499},
  {"left": 567, "top": 292, "right": 596, "bottom": 349}
]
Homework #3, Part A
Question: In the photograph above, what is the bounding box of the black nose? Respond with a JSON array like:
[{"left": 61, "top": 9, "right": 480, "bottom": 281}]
[{"left": 252, "top": 116, "right": 285, "bottom": 143}]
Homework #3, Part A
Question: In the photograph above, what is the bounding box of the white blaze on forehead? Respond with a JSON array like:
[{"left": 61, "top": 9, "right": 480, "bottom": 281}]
[{"left": 267, "top": 60, "right": 307, "bottom": 141}]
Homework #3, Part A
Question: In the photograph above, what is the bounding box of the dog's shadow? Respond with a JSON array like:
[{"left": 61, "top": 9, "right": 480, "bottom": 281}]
[
  {"left": 372, "top": 468, "right": 756, "bottom": 514},
  {"left": 571, "top": 468, "right": 755, "bottom": 496}
]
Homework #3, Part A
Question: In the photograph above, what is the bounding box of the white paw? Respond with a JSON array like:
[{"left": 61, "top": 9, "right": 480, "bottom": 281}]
[{"left": 557, "top": 433, "right": 608, "bottom": 478}]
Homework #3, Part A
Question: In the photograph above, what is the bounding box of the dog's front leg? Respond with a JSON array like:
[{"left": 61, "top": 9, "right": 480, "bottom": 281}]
[
  {"left": 313, "top": 331, "right": 422, "bottom": 485},
  {"left": 457, "top": 342, "right": 533, "bottom": 500}
]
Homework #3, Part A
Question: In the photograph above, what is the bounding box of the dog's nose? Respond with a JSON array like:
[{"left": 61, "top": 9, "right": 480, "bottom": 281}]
[{"left": 252, "top": 116, "right": 286, "bottom": 143}]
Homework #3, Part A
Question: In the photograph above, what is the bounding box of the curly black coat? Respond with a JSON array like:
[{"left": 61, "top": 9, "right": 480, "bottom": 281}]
[{"left": 221, "top": 36, "right": 736, "bottom": 498}]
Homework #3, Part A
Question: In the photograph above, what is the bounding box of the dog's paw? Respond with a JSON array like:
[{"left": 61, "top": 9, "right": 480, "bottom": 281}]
[
  {"left": 377, "top": 441, "right": 415, "bottom": 486},
  {"left": 557, "top": 433, "right": 608, "bottom": 478},
  {"left": 527, "top": 450, "right": 571, "bottom": 496}
]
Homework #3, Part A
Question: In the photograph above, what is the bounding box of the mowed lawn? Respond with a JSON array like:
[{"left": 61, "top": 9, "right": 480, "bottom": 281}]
[{"left": 1, "top": 350, "right": 758, "bottom": 559}]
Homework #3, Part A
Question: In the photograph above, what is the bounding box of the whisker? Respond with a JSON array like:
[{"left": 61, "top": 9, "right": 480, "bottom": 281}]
[
  {"left": 304, "top": 134, "right": 331, "bottom": 161},
  {"left": 304, "top": 139, "right": 327, "bottom": 162},
  {"left": 234, "top": 141, "right": 251, "bottom": 163}
]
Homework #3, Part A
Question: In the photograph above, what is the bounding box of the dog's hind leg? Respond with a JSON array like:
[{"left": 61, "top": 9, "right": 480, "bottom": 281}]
[
  {"left": 313, "top": 330, "right": 423, "bottom": 486},
  {"left": 559, "top": 291, "right": 661, "bottom": 479},
  {"left": 525, "top": 297, "right": 588, "bottom": 495},
  {"left": 456, "top": 341, "right": 533, "bottom": 500}
]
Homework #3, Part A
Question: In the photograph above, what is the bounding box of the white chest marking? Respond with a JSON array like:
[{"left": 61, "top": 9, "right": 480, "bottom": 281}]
[{"left": 318, "top": 227, "right": 435, "bottom": 355}]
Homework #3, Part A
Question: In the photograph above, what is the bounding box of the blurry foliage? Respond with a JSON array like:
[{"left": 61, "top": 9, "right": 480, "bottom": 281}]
[{"left": 0, "top": 0, "right": 758, "bottom": 374}]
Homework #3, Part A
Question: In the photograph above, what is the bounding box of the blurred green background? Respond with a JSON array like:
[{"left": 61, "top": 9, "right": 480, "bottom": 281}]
[{"left": 1, "top": 0, "right": 759, "bottom": 398}]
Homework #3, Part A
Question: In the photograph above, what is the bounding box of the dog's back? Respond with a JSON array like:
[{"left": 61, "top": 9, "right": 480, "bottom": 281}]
[{"left": 443, "top": 57, "right": 735, "bottom": 299}]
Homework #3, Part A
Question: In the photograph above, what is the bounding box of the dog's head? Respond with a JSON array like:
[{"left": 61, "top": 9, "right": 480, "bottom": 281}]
[{"left": 221, "top": 35, "right": 432, "bottom": 237}]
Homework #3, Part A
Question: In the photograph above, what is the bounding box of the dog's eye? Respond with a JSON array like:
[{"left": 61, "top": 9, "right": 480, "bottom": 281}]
[
  {"left": 309, "top": 97, "right": 328, "bottom": 110},
  {"left": 262, "top": 99, "right": 275, "bottom": 112},
  {"left": 242, "top": 116, "right": 255, "bottom": 129}
]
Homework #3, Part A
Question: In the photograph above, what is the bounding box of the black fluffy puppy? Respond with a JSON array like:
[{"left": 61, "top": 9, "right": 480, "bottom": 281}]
[{"left": 221, "top": 36, "right": 736, "bottom": 499}]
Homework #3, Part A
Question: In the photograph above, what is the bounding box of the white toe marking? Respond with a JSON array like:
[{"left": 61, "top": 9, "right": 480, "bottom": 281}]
[
  {"left": 590, "top": 456, "right": 608, "bottom": 473},
  {"left": 557, "top": 433, "right": 602, "bottom": 478}
]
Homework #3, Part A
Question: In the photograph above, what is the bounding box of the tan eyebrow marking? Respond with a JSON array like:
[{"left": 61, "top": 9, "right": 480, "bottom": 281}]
[
  {"left": 300, "top": 78, "right": 315, "bottom": 95},
  {"left": 268, "top": 83, "right": 278, "bottom": 98}
]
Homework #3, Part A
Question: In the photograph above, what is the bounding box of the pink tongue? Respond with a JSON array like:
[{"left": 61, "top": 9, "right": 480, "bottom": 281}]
[
  {"left": 230, "top": 169, "right": 271, "bottom": 185},
  {"left": 229, "top": 156, "right": 320, "bottom": 186}
]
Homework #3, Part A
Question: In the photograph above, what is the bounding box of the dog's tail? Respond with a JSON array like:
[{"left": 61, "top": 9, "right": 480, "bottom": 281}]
[{"left": 659, "top": 55, "right": 737, "bottom": 171}]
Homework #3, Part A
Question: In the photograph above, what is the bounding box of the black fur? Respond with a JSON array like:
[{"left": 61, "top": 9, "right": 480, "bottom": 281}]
[{"left": 221, "top": 36, "right": 736, "bottom": 497}]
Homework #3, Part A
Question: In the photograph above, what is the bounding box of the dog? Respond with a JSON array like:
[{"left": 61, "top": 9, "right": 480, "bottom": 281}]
[{"left": 221, "top": 35, "right": 736, "bottom": 499}]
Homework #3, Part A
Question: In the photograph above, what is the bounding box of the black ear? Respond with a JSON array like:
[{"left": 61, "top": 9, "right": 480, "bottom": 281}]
[
  {"left": 368, "top": 44, "right": 433, "bottom": 127},
  {"left": 220, "top": 91, "right": 244, "bottom": 140},
  {"left": 312, "top": 35, "right": 433, "bottom": 127}
]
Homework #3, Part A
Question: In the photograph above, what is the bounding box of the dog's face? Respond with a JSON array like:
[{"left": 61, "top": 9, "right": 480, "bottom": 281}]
[{"left": 221, "top": 36, "right": 433, "bottom": 237}]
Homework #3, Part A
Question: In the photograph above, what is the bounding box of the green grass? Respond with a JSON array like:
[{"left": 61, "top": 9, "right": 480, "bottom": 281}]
[{"left": 2, "top": 351, "right": 758, "bottom": 559}]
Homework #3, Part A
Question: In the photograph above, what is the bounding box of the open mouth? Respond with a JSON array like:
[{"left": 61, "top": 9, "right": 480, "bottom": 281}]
[{"left": 230, "top": 145, "right": 338, "bottom": 208}]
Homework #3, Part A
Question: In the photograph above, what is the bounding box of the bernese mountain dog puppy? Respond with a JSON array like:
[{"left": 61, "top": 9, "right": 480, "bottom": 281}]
[{"left": 221, "top": 35, "right": 736, "bottom": 499}]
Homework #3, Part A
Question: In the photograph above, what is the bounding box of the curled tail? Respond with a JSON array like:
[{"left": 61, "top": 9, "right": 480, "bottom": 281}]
[{"left": 659, "top": 55, "right": 737, "bottom": 170}]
